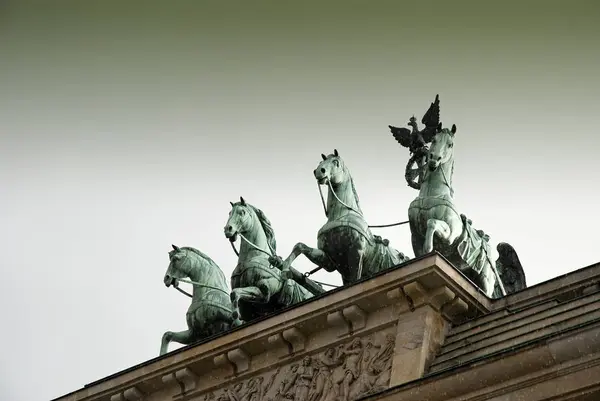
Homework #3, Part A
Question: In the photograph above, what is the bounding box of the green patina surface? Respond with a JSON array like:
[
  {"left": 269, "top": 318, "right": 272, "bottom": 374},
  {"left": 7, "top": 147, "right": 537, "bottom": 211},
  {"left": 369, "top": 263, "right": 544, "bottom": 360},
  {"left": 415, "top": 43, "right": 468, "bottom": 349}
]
[
  {"left": 389, "top": 94, "right": 527, "bottom": 298},
  {"left": 224, "top": 197, "right": 322, "bottom": 327},
  {"left": 159, "top": 94, "right": 530, "bottom": 356},
  {"left": 277, "top": 149, "right": 410, "bottom": 287},
  {"left": 160, "top": 245, "right": 233, "bottom": 355}
]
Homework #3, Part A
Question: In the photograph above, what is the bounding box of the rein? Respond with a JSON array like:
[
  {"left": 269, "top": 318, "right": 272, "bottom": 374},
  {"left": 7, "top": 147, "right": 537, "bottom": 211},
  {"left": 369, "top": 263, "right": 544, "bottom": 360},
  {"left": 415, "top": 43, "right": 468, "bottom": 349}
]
[
  {"left": 228, "top": 230, "right": 286, "bottom": 271},
  {"left": 229, "top": 232, "right": 274, "bottom": 258},
  {"left": 228, "top": 212, "right": 275, "bottom": 258},
  {"left": 434, "top": 159, "right": 455, "bottom": 198},
  {"left": 174, "top": 286, "right": 193, "bottom": 298},
  {"left": 227, "top": 217, "right": 340, "bottom": 289},
  {"left": 310, "top": 279, "right": 338, "bottom": 288},
  {"left": 171, "top": 277, "right": 230, "bottom": 299},
  {"left": 318, "top": 180, "right": 409, "bottom": 228}
]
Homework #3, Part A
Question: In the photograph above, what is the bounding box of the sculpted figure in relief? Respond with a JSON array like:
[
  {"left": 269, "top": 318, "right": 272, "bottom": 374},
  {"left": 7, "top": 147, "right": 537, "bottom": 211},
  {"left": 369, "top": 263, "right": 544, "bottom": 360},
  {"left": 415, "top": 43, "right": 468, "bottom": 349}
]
[
  {"left": 337, "top": 338, "right": 363, "bottom": 401},
  {"left": 205, "top": 327, "right": 395, "bottom": 401},
  {"left": 308, "top": 347, "right": 344, "bottom": 401}
]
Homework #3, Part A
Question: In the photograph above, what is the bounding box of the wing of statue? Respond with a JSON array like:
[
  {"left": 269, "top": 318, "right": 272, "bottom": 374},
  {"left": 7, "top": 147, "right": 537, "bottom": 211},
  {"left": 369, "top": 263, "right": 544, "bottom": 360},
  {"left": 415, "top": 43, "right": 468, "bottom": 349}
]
[
  {"left": 420, "top": 94, "right": 441, "bottom": 143},
  {"left": 496, "top": 242, "right": 527, "bottom": 294},
  {"left": 388, "top": 125, "right": 413, "bottom": 148}
]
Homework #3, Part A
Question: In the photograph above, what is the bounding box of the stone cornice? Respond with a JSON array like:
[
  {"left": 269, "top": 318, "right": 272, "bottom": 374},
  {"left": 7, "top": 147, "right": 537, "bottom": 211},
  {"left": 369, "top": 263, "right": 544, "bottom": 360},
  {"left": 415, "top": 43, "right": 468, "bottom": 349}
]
[{"left": 53, "top": 253, "right": 491, "bottom": 401}]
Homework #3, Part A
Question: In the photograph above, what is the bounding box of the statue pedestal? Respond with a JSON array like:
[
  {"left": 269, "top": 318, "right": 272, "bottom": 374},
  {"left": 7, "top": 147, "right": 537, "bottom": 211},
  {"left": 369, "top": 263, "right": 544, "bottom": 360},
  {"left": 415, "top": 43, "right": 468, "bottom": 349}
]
[{"left": 55, "top": 253, "right": 600, "bottom": 401}]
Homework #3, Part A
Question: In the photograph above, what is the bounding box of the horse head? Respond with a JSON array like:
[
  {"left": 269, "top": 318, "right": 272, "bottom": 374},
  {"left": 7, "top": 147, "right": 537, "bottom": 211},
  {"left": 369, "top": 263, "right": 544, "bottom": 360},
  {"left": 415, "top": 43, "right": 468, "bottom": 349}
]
[
  {"left": 224, "top": 196, "right": 256, "bottom": 242},
  {"left": 314, "top": 149, "right": 347, "bottom": 186},
  {"left": 164, "top": 244, "right": 191, "bottom": 287},
  {"left": 428, "top": 124, "right": 456, "bottom": 171}
]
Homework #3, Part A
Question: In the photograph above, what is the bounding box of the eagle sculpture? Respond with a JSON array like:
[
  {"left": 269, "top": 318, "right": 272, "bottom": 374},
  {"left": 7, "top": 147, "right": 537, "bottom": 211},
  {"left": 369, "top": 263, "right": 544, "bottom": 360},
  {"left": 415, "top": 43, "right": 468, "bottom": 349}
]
[{"left": 389, "top": 94, "right": 441, "bottom": 153}]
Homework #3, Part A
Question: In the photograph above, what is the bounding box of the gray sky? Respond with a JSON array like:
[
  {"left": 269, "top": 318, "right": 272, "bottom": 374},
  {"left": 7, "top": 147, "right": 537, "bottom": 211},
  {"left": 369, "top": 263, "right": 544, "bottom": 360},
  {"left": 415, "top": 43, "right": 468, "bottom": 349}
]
[{"left": 1, "top": 1, "right": 599, "bottom": 400}]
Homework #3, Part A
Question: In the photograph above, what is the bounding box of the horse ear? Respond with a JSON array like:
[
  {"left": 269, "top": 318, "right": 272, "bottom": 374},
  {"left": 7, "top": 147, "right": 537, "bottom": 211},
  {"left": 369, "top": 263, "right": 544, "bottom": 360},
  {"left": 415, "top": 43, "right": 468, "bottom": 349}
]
[
  {"left": 321, "top": 153, "right": 327, "bottom": 161},
  {"left": 230, "top": 201, "right": 234, "bottom": 207},
  {"left": 240, "top": 196, "right": 246, "bottom": 205},
  {"left": 451, "top": 124, "right": 457, "bottom": 134},
  {"left": 437, "top": 122, "right": 442, "bottom": 131},
  {"left": 333, "top": 149, "right": 339, "bottom": 157},
  {"left": 172, "top": 244, "right": 180, "bottom": 251}
]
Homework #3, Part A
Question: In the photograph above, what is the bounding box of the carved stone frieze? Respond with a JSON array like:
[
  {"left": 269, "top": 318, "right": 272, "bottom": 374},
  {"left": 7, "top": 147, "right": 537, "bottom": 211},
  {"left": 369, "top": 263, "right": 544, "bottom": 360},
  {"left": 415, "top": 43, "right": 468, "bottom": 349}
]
[{"left": 199, "top": 328, "right": 396, "bottom": 401}]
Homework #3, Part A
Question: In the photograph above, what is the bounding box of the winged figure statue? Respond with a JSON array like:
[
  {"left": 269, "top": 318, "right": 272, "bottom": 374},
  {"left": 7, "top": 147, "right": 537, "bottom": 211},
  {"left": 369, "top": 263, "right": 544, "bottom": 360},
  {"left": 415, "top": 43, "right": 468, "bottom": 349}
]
[
  {"left": 496, "top": 242, "right": 527, "bottom": 294},
  {"left": 389, "top": 94, "right": 441, "bottom": 153}
]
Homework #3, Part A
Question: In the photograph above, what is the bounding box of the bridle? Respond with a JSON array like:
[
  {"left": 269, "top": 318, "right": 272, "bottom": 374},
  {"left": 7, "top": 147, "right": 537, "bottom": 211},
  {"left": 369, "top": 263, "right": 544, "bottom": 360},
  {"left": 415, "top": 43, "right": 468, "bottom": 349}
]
[
  {"left": 427, "top": 132, "right": 455, "bottom": 198},
  {"left": 167, "top": 256, "right": 231, "bottom": 299},
  {"left": 227, "top": 206, "right": 338, "bottom": 289},
  {"left": 226, "top": 207, "right": 275, "bottom": 258}
]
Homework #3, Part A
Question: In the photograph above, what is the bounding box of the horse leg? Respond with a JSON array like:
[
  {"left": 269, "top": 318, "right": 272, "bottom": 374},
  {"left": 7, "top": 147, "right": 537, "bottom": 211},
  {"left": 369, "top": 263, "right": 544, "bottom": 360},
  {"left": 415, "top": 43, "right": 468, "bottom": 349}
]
[
  {"left": 411, "top": 231, "right": 425, "bottom": 258},
  {"left": 348, "top": 236, "right": 366, "bottom": 283},
  {"left": 217, "top": 305, "right": 234, "bottom": 331},
  {"left": 216, "top": 311, "right": 233, "bottom": 332},
  {"left": 409, "top": 217, "right": 427, "bottom": 258},
  {"left": 160, "top": 329, "right": 193, "bottom": 355},
  {"left": 278, "top": 277, "right": 314, "bottom": 306},
  {"left": 423, "top": 218, "right": 452, "bottom": 254},
  {"left": 281, "top": 242, "right": 338, "bottom": 275},
  {"left": 351, "top": 251, "right": 365, "bottom": 284},
  {"left": 230, "top": 279, "right": 282, "bottom": 325},
  {"left": 230, "top": 287, "right": 259, "bottom": 326}
]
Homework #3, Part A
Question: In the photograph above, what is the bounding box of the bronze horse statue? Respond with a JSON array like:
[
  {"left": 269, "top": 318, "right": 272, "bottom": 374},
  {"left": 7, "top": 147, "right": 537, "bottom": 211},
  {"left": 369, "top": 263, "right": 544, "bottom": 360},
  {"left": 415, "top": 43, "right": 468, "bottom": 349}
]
[
  {"left": 160, "top": 245, "right": 233, "bottom": 355},
  {"left": 278, "top": 150, "right": 410, "bottom": 286},
  {"left": 224, "top": 197, "right": 324, "bottom": 326},
  {"left": 406, "top": 123, "right": 526, "bottom": 297}
]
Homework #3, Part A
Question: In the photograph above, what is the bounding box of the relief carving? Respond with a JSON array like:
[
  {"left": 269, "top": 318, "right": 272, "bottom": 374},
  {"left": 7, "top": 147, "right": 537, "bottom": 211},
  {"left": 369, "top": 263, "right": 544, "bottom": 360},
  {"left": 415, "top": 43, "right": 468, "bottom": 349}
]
[{"left": 204, "top": 329, "right": 396, "bottom": 401}]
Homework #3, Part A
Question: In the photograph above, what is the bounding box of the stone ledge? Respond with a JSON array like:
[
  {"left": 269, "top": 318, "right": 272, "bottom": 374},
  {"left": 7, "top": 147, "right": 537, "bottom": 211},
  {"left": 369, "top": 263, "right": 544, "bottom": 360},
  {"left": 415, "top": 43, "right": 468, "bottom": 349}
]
[
  {"left": 431, "top": 305, "right": 600, "bottom": 372},
  {"left": 367, "top": 320, "right": 600, "bottom": 401},
  {"left": 445, "top": 299, "right": 559, "bottom": 340},
  {"left": 440, "top": 289, "right": 600, "bottom": 356},
  {"left": 52, "top": 253, "right": 491, "bottom": 401},
  {"left": 492, "top": 261, "right": 600, "bottom": 311}
]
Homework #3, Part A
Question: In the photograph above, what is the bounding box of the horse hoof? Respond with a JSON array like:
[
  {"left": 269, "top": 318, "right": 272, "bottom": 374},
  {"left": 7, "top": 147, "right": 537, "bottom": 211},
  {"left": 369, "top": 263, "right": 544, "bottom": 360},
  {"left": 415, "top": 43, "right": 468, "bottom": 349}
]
[{"left": 232, "top": 319, "right": 244, "bottom": 327}]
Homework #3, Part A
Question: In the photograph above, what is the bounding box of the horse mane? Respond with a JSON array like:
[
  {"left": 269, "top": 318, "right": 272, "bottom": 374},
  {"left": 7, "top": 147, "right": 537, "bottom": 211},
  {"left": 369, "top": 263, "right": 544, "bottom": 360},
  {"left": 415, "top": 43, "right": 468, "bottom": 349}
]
[
  {"left": 441, "top": 128, "right": 456, "bottom": 184},
  {"left": 181, "top": 246, "right": 219, "bottom": 269},
  {"left": 349, "top": 176, "right": 362, "bottom": 213},
  {"left": 247, "top": 204, "right": 277, "bottom": 253},
  {"left": 429, "top": 128, "right": 456, "bottom": 192},
  {"left": 340, "top": 159, "right": 363, "bottom": 214}
]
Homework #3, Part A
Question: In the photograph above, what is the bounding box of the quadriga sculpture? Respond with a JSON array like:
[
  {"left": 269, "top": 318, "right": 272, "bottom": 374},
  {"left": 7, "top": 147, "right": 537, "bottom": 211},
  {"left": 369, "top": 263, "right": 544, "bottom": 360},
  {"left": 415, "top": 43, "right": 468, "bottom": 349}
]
[
  {"left": 160, "top": 245, "right": 233, "bottom": 355},
  {"left": 224, "top": 197, "right": 323, "bottom": 327},
  {"left": 404, "top": 121, "right": 526, "bottom": 297},
  {"left": 277, "top": 150, "right": 410, "bottom": 286}
]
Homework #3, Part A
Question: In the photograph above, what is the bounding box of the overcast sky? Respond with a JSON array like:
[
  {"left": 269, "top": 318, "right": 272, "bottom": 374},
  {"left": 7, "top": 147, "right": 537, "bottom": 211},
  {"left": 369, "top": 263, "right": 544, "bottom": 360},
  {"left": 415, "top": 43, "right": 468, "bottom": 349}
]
[{"left": 1, "top": 1, "right": 599, "bottom": 400}]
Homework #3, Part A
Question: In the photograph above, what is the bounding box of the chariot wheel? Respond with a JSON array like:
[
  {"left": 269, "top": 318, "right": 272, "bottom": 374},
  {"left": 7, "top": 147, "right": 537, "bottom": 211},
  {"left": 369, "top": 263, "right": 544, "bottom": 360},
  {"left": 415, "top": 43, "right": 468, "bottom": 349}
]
[{"left": 405, "top": 147, "right": 428, "bottom": 190}]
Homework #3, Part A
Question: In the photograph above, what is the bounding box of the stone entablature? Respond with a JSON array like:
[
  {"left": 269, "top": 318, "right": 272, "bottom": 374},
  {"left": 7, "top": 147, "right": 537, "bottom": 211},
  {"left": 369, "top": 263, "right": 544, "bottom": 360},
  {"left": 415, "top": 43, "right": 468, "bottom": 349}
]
[
  {"left": 54, "top": 256, "right": 600, "bottom": 401},
  {"left": 56, "top": 254, "right": 491, "bottom": 401}
]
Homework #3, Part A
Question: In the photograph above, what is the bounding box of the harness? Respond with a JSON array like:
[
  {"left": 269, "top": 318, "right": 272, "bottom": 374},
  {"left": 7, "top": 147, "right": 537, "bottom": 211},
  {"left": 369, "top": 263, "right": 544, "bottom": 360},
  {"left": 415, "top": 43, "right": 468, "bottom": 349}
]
[{"left": 317, "top": 211, "right": 374, "bottom": 245}]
